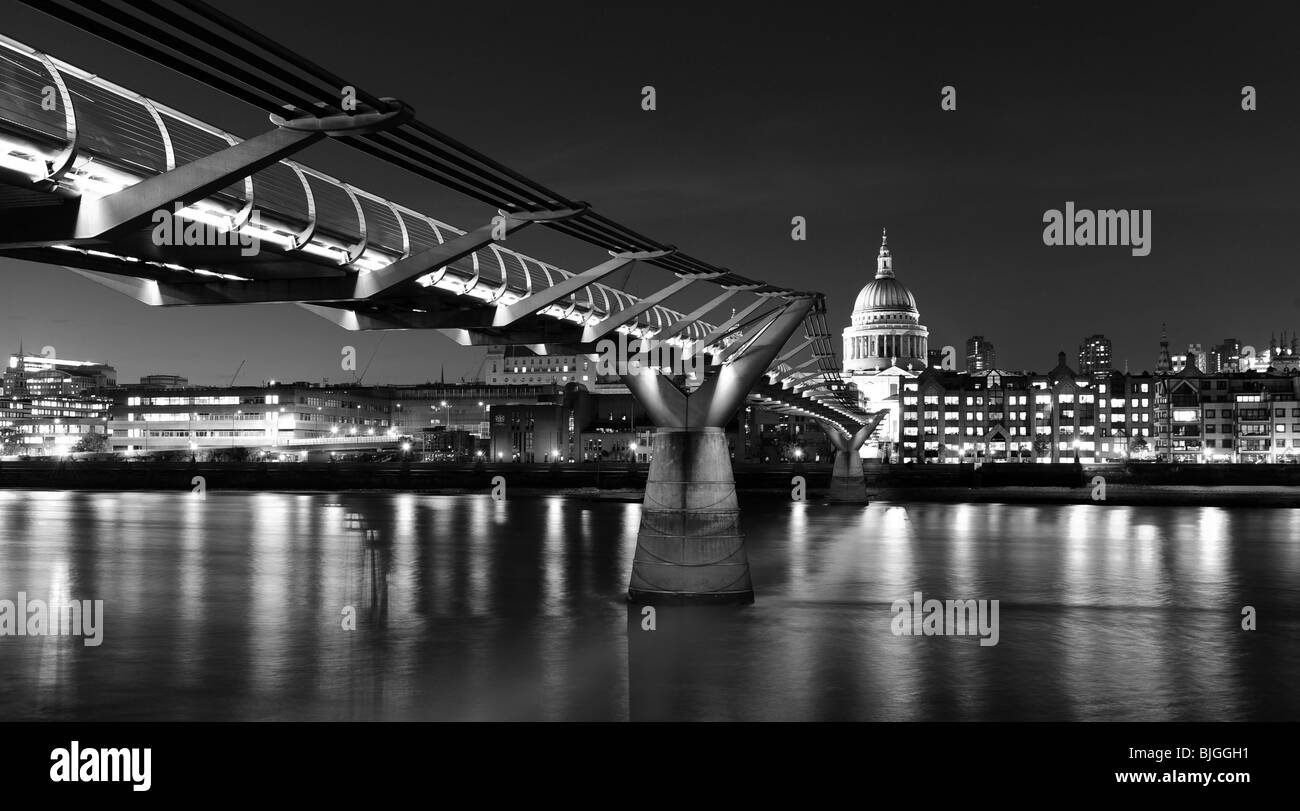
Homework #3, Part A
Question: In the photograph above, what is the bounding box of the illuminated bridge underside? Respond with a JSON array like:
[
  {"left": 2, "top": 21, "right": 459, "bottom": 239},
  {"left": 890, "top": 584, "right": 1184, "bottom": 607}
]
[
  {"left": 0, "top": 23, "right": 881, "bottom": 604},
  {"left": 0, "top": 34, "right": 716, "bottom": 350}
]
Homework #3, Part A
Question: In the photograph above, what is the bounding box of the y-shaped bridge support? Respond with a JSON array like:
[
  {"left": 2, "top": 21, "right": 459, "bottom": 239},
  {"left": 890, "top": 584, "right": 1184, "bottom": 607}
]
[
  {"left": 817, "top": 413, "right": 886, "bottom": 503},
  {"left": 622, "top": 296, "right": 815, "bottom": 605}
]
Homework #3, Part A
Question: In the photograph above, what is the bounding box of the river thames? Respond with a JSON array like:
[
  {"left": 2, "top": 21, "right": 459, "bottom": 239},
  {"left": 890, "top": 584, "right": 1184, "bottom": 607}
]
[{"left": 0, "top": 490, "right": 1295, "bottom": 721}]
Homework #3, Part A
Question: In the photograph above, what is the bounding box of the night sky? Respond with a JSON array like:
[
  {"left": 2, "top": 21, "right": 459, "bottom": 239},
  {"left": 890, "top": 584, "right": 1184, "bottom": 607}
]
[{"left": 2, "top": 2, "right": 1298, "bottom": 385}]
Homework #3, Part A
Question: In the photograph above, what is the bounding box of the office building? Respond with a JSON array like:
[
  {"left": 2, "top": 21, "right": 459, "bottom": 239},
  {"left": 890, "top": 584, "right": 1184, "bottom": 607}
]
[
  {"left": 1077, "top": 334, "right": 1113, "bottom": 373},
  {"left": 108, "top": 382, "right": 393, "bottom": 458},
  {"left": 965, "top": 336, "right": 996, "bottom": 372},
  {"left": 1155, "top": 368, "right": 1300, "bottom": 463},
  {"left": 899, "top": 352, "right": 1155, "bottom": 464}
]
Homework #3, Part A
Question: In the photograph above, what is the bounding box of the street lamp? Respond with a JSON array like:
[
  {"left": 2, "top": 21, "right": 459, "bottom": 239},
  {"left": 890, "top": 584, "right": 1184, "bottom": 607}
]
[{"left": 629, "top": 441, "right": 637, "bottom": 462}]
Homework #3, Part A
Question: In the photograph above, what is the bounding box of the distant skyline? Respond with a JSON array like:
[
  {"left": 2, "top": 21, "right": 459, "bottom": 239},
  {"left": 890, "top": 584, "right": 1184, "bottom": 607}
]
[{"left": 3, "top": 2, "right": 1298, "bottom": 385}]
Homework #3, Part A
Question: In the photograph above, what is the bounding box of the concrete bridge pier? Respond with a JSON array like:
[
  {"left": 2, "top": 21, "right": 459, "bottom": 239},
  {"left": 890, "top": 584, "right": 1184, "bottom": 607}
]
[
  {"left": 818, "top": 416, "right": 886, "bottom": 504},
  {"left": 622, "top": 296, "right": 815, "bottom": 605},
  {"left": 630, "top": 426, "right": 748, "bottom": 603}
]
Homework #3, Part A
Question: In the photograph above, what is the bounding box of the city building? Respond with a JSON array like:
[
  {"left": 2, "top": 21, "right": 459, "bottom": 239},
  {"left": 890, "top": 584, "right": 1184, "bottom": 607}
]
[
  {"left": 382, "top": 382, "right": 561, "bottom": 439},
  {"left": 1156, "top": 331, "right": 1297, "bottom": 377},
  {"left": 0, "top": 349, "right": 115, "bottom": 456},
  {"left": 488, "top": 385, "right": 651, "bottom": 462},
  {"left": 108, "top": 383, "right": 393, "bottom": 458},
  {"left": 137, "top": 374, "right": 189, "bottom": 388},
  {"left": 0, "top": 393, "right": 111, "bottom": 456},
  {"left": 899, "top": 352, "right": 1155, "bottom": 464},
  {"left": 4, "top": 351, "right": 116, "bottom": 396},
  {"left": 380, "top": 382, "right": 572, "bottom": 458},
  {"left": 1155, "top": 369, "right": 1300, "bottom": 463},
  {"left": 965, "top": 336, "right": 996, "bottom": 372},
  {"left": 1265, "top": 332, "right": 1300, "bottom": 374},
  {"left": 1077, "top": 334, "right": 1113, "bottom": 373},
  {"left": 842, "top": 230, "right": 929, "bottom": 459},
  {"left": 1209, "top": 338, "right": 1240, "bottom": 374},
  {"left": 744, "top": 408, "right": 832, "bottom": 463},
  {"left": 480, "top": 345, "right": 598, "bottom": 388}
]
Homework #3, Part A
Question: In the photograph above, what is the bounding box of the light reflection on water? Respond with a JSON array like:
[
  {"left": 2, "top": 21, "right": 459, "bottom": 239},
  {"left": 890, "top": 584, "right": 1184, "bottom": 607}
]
[{"left": 0, "top": 491, "right": 1295, "bottom": 721}]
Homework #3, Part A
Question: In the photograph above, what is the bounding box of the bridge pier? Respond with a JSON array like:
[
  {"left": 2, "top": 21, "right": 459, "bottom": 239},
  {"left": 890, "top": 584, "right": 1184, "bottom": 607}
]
[
  {"left": 818, "top": 416, "right": 885, "bottom": 504},
  {"left": 622, "top": 296, "right": 814, "bottom": 605},
  {"left": 629, "top": 427, "right": 749, "bottom": 604},
  {"left": 828, "top": 449, "right": 868, "bottom": 503}
]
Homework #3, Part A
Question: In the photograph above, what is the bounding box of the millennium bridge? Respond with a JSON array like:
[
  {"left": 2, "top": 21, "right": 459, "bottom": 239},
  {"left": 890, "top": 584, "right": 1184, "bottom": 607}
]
[{"left": 0, "top": 0, "right": 886, "bottom": 603}]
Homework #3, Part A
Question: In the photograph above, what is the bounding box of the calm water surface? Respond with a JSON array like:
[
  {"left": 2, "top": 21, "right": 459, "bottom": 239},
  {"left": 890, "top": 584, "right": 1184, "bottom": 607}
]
[{"left": 0, "top": 490, "right": 1296, "bottom": 721}]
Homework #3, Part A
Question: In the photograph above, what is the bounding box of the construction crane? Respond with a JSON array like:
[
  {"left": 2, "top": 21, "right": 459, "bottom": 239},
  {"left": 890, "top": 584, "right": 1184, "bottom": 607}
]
[{"left": 229, "top": 360, "right": 245, "bottom": 387}]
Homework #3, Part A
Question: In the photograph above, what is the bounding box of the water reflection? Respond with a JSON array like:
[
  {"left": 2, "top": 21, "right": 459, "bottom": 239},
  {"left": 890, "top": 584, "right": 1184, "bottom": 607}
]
[{"left": 0, "top": 491, "right": 1294, "bottom": 721}]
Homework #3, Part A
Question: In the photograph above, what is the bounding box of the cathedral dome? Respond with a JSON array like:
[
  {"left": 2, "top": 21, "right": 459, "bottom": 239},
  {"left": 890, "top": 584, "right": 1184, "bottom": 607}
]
[
  {"left": 842, "top": 230, "right": 929, "bottom": 375},
  {"left": 853, "top": 230, "right": 918, "bottom": 316},
  {"left": 854, "top": 276, "right": 918, "bottom": 314}
]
